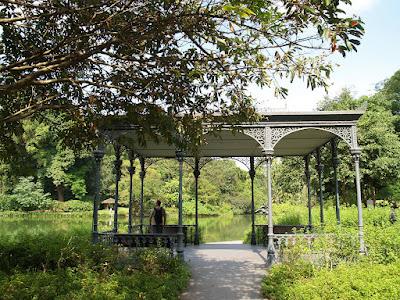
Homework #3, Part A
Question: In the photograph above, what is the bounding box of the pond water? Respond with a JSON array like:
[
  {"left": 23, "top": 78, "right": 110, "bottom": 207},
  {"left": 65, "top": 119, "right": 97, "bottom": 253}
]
[{"left": 0, "top": 212, "right": 267, "bottom": 243}]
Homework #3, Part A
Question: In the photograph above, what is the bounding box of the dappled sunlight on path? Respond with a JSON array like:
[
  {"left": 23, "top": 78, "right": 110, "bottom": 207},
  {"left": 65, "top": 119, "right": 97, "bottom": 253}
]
[{"left": 180, "top": 241, "right": 268, "bottom": 300}]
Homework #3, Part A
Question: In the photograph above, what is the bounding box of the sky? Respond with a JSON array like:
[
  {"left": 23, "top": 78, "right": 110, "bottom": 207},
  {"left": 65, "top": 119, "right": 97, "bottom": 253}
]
[{"left": 250, "top": 0, "right": 400, "bottom": 112}]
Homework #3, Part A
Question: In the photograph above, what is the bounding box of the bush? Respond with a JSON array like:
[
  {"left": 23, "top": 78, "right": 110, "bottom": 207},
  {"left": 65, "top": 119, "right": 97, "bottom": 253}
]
[
  {"left": 0, "top": 177, "right": 52, "bottom": 211},
  {"left": 0, "top": 227, "right": 190, "bottom": 299},
  {"left": 262, "top": 260, "right": 314, "bottom": 300},
  {"left": 52, "top": 200, "right": 92, "bottom": 212},
  {"left": 283, "top": 261, "right": 400, "bottom": 300},
  {"left": 260, "top": 205, "right": 400, "bottom": 300}
]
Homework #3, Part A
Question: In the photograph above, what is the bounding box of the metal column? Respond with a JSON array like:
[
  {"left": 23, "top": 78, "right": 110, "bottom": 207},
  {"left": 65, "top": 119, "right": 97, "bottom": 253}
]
[
  {"left": 304, "top": 155, "right": 312, "bottom": 230},
  {"left": 113, "top": 144, "right": 122, "bottom": 233},
  {"left": 139, "top": 156, "right": 145, "bottom": 233},
  {"left": 249, "top": 157, "right": 257, "bottom": 245},
  {"left": 352, "top": 149, "right": 366, "bottom": 254},
  {"left": 264, "top": 152, "right": 275, "bottom": 266},
  {"left": 193, "top": 158, "right": 200, "bottom": 245},
  {"left": 128, "top": 150, "right": 136, "bottom": 233},
  {"left": 92, "top": 145, "right": 105, "bottom": 243},
  {"left": 316, "top": 148, "right": 324, "bottom": 225},
  {"left": 331, "top": 139, "right": 341, "bottom": 224},
  {"left": 176, "top": 150, "right": 185, "bottom": 259}
]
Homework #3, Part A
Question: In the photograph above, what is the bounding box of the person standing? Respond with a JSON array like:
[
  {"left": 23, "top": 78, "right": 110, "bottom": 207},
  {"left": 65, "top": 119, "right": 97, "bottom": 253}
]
[{"left": 150, "top": 200, "right": 166, "bottom": 233}]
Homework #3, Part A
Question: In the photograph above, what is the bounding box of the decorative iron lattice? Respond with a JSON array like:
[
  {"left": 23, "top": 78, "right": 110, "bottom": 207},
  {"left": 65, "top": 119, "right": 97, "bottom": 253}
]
[
  {"left": 184, "top": 157, "right": 218, "bottom": 170},
  {"left": 243, "top": 127, "right": 266, "bottom": 148},
  {"left": 270, "top": 127, "right": 299, "bottom": 148},
  {"left": 325, "top": 126, "right": 352, "bottom": 147},
  {"left": 270, "top": 126, "right": 353, "bottom": 149},
  {"left": 231, "top": 157, "right": 251, "bottom": 170},
  {"left": 143, "top": 157, "right": 163, "bottom": 171},
  {"left": 255, "top": 157, "right": 267, "bottom": 169}
]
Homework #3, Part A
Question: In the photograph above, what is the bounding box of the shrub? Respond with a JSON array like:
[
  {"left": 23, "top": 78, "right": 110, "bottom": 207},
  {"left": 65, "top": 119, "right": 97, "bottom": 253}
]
[
  {"left": 0, "top": 227, "right": 190, "bottom": 299},
  {"left": 0, "top": 177, "right": 52, "bottom": 211},
  {"left": 52, "top": 200, "right": 92, "bottom": 212},
  {"left": 262, "top": 260, "right": 314, "bottom": 300},
  {"left": 260, "top": 205, "right": 400, "bottom": 300},
  {"left": 285, "top": 261, "right": 400, "bottom": 300}
]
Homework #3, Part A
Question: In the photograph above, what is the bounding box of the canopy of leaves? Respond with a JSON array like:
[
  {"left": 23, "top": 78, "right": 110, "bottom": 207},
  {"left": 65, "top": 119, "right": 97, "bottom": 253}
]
[{"left": 0, "top": 0, "right": 364, "bottom": 156}]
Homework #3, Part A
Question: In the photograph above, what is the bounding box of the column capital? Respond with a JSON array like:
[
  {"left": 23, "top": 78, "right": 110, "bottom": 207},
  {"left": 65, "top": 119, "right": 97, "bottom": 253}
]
[
  {"left": 351, "top": 148, "right": 361, "bottom": 161},
  {"left": 249, "top": 169, "right": 256, "bottom": 179},
  {"left": 127, "top": 149, "right": 136, "bottom": 161},
  {"left": 262, "top": 149, "right": 274, "bottom": 160},
  {"left": 176, "top": 150, "right": 185, "bottom": 162},
  {"left": 128, "top": 166, "right": 136, "bottom": 175},
  {"left": 193, "top": 168, "right": 200, "bottom": 178},
  {"left": 93, "top": 147, "right": 105, "bottom": 162},
  {"left": 114, "top": 160, "right": 122, "bottom": 181}
]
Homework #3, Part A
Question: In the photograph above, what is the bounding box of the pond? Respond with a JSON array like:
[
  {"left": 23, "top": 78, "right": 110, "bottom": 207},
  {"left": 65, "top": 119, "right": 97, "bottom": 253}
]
[{"left": 0, "top": 212, "right": 267, "bottom": 243}]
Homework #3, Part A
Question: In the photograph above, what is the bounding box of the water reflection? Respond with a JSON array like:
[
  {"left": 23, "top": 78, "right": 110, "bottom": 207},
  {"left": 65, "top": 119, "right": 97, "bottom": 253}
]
[{"left": 0, "top": 213, "right": 265, "bottom": 243}]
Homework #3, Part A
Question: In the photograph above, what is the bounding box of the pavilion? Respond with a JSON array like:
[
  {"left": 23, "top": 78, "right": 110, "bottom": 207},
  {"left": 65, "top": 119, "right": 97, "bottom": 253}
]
[{"left": 91, "top": 110, "right": 366, "bottom": 265}]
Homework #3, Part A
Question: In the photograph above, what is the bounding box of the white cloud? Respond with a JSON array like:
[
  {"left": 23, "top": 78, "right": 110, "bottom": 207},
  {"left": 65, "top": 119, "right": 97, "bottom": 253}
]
[{"left": 342, "top": 0, "right": 379, "bottom": 14}]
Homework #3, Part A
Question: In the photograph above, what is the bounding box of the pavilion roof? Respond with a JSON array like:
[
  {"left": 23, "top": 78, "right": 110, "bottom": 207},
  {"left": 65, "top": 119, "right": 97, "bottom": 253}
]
[{"left": 102, "top": 110, "right": 364, "bottom": 157}]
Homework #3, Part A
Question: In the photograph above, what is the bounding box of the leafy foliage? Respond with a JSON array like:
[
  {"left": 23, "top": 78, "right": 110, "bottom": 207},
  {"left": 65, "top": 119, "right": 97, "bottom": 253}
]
[
  {"left": 0, "top": 177, "right": 52, "bottom": 211},
  {"left": 0, "top": 226, "right": 190, "bottom": 299},
  {"left": 22, "top": 114, "right": 92, "bottom": 201},
  {"left": 318, "top": 87, "right": 400, "bottom": 204},
  {"left": 260, "top": 205, "right": 400, "bottom": 300},
  {"left": 51, "top": 200, "right": 92, "bottom": 212}
]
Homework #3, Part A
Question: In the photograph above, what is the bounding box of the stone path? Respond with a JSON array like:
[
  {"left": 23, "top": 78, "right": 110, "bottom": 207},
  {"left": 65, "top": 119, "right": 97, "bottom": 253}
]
[{"left": 180, "top": 241, "right": 268, "bottom": 300}]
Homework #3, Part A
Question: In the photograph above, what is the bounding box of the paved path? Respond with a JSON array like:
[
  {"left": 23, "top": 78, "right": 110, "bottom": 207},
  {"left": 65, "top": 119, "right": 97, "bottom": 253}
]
[{"left": 180, "top": 241, "right": 268, "bottom": 300}]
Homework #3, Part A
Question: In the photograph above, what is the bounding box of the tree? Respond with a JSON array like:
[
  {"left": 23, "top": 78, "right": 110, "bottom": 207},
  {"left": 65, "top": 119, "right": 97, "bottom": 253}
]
[
  {"left": 272, "top": 157, "right": 305, "bottom": 204},
  {"left": 318, "top": 87, "right": 400, "bottom": 203},
  {"left": 23, "top": 114, "right": 91, "bottom": 201},
  {"left": 380, "top": 70, "right": 400, "bottom": 132},
  {"left": 0, "top": 0, "right": 364, "bottom": 156}
]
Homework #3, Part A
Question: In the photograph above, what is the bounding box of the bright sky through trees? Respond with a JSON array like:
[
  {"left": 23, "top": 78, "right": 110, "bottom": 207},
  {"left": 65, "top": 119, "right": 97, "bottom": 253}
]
[{"left": 252, "top": 0, "right": 400, "bottom": 111}]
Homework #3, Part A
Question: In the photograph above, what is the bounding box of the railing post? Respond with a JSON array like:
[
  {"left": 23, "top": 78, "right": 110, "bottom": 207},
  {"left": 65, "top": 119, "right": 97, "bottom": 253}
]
[
  {"left": 128, "top": 150, "right": 136, "bottom": 233},
  {"left": 193, "top": 157, "right": 200, "bottom": 245},
  {"left": 249, "top": 156, "right": 257, "bottom": 245},
  {"left": 92, "top": 145, "right": 105, "bottom": 243}
]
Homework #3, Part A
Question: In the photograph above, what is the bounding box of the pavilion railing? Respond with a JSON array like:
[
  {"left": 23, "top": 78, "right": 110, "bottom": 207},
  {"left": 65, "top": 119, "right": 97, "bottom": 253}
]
[
  {"left": 97, "top": 232, "right": 177, "bottom": 255},
  {"left": 131, "top": 224, "right": 199, "bottom": 246},
  {"left": 253, "top": 224, "right": 313, "bottom": 248}
]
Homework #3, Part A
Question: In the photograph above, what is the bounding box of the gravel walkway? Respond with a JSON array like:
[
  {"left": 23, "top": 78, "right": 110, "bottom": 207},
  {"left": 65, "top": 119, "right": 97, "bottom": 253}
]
[{"left": 180, "top": 241, "right": 268, "bottom": 300}]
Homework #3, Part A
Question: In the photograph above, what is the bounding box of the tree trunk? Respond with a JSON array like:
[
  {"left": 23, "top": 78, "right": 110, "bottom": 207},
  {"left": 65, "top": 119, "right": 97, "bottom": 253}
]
[
  {"left": 372, "top": 186, "right": 377, "bottom": 208},
  {"left": 56, "top": 184, "right": 65, "bottom": 202}
]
